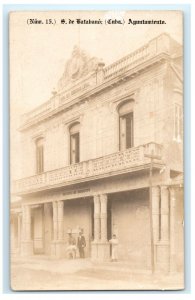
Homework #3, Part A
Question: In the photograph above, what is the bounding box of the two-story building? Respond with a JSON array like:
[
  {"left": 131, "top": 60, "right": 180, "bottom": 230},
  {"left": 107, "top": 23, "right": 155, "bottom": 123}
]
[{"left": 11, "top": 33, "right": 183, "bottom": 273}]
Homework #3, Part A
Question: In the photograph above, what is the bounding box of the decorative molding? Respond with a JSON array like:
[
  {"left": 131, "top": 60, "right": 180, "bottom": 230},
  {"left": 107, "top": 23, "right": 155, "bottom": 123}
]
[
  {"left": 62, "top": 114, "right": 84, "bottom": 127},
  {"left": 31, "top": 131, "right": 46, "bottom": 141},
  {"left": 57, "top": 46, "right": 102, "bottom": 90}
]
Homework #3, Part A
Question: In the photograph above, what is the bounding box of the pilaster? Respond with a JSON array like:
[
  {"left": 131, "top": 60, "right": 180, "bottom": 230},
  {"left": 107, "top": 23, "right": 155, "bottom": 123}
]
[
  {"left": 91, "top": 194, "right": 110, "bottom": 261},
  {"left": 51, "top": 200, "right": 65, "bottom": 258},
  {"left": 155, "top": 186, "right": 170, "bottom": 272},
  {"left": 100, "top": 194, "right": 108, "bottom": 242},
  {"left": 94, "top": 195, "right": 101, "bottom": 242},
  {"left": 21, "top": 205, "right": 33, "bottom": 256},
  {"left": 169, "top": 187, "right": 177, "bottom": 273}
]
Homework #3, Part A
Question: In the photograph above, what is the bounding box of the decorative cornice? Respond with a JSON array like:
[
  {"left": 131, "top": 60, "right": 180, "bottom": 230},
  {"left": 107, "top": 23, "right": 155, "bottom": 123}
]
[
  {"left": 19, "top": 33, "right": 182, "bottom": 131},
  {"left": 20, "top": 53, "right": 170, "bottom": 132}
]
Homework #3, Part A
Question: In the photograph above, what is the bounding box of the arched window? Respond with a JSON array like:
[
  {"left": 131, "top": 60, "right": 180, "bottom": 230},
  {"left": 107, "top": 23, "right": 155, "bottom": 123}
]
[
  {"left": 35, "top": 137, "right": 44, "bottom": 173},
  {"left": 69, "top": 122, "right": 80, "bottom": 164},
  {"left": 118, "top": 100, "right": 134, "bottom": 150}
]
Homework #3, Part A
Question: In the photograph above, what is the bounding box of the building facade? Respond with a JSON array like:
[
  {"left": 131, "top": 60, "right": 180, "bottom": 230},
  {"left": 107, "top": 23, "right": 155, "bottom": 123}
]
[{"left": 11, "top": 33, "right": 183, "bottom": 273}]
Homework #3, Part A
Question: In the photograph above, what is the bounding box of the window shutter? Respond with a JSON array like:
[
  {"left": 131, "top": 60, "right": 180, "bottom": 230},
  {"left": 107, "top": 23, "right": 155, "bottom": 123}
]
[
  {"left": 36, "top": 138, "right": 44, "bottom": 173},
  {"left": 70, "top": 133, "right": 80, "bottom": 164},
  {"left": 126, "top": 113, "right": 133, "bottom": 148},
  {"left": 75, "top": 133, "right": 80, "bottom": 163},
  {"left": 118, "top": 100, "right": 134, "bottom": 151},
  {"left": 70, "top": 135, "right": 76, "bottom": 164},
  {"left": 40, "top": 145, "right": 44, "bottom": 172},
  {"left": 120, "top": 116, "right": 126, "bottom": 151}
]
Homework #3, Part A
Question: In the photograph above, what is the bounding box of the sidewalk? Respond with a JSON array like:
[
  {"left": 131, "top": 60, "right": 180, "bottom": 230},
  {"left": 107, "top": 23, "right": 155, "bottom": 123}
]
[{"left": 11, "top": 255, "right": 184, "bottom": 291}]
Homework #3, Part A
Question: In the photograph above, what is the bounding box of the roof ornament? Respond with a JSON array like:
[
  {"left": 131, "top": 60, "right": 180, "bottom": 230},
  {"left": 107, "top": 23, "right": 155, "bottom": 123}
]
[{"left": 57, "top": 45, "right": 102, "bottom": 90}]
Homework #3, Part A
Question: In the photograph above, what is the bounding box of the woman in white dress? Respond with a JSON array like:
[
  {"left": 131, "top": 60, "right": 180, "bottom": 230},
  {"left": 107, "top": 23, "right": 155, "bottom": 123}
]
[{"left": 109, "top": 234, "right": 119, "bottom": 262}]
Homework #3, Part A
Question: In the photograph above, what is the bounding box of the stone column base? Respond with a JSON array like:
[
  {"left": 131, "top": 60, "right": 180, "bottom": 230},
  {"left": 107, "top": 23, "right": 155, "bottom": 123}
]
[
  {"left": 155, "top": 241, "right": 170, "bottom": 273},
  {"left": 21, "top": 240, "right": 34, "bottom": 256},
  {"left": 91, "top": 241, "right": 110, "bottom": 261},
  {"left": 51, "top": 241, "right": 65, "bottom": 258}
]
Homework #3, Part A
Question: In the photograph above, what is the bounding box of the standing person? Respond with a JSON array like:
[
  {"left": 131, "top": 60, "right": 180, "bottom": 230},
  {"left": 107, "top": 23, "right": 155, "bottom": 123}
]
[
  {"left": 77, "top": 231, "right": 86, "bottom": 258},
  {"left": 66, "top": 233, "right": 77, "bottom": 259},
  {"left": 109, "top": 234, "right": 119, "bottom": 262}
]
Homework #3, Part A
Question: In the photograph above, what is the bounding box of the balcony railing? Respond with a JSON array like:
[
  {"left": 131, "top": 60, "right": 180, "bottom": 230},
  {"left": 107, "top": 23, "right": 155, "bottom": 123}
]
[
  {"left": 103, "top": 33, "right": 172, "bottom": 81},
  {"left": 13, "top": 143, "right": 163, "bottom": 195}
]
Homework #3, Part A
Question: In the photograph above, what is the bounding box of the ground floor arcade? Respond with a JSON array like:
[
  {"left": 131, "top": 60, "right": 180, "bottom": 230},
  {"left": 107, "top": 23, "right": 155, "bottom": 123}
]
[{"left": 11, "top": 181, "right": 183, "bottom": 273}]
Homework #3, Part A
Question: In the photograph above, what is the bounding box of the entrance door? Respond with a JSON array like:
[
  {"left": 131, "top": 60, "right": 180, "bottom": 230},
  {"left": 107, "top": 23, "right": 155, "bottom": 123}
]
[
  {"left": 70, "top": 132, "right": 80, "bottom": 164},
  {"left": 32, "top": 207, "right": 44, "bottom": 254},
  {"left": 107, "top": 199, "right": 112, "bottom": 241},
  {"left": 119, "top": 112, "right": 133, "bottom": 150},
  {"left": 110, "top": 190, "right": 150, "bottom": 266},
  {"left": 107, "top": 199, "right": 112, "bottom": 257}
]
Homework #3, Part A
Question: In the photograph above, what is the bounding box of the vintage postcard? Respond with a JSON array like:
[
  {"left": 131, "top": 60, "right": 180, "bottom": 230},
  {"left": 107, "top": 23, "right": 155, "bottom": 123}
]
[{"left": 10, "top": 10, "right": 184, "bottom": 290}]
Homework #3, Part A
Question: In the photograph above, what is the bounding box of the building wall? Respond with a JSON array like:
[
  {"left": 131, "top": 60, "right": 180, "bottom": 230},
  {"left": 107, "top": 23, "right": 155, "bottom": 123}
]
[
  {"left": 20, "top": 61, "right": 178, "bottom": 178},
  {"left": 43, "top": 203, "right": 53, "bottom": 255},
  {"left": 110, "top": 189, "right": 151, "bottom": 267}
]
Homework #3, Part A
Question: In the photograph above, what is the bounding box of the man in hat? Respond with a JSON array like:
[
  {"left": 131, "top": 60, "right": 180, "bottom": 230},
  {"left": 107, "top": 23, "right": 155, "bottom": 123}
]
[{"left": 77, "top": 231, "right": 86, "bottom": 258}]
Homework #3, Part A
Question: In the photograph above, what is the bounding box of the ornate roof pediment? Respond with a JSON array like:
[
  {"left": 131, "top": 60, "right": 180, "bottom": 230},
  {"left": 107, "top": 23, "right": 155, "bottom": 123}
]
[{"left": 57, "top": 46, "right": 101, "bottom": 90}]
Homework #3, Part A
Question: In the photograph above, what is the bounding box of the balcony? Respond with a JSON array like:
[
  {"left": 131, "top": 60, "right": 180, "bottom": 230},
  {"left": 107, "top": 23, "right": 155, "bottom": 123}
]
[{"left": 13, "top": 142, "right": 164, "bottom": 195}]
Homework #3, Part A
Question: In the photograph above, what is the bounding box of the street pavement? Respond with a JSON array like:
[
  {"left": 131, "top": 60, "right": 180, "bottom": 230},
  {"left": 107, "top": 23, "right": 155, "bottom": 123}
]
[{"left": 10, "top": 255, "right": 184, "bottom": 291}]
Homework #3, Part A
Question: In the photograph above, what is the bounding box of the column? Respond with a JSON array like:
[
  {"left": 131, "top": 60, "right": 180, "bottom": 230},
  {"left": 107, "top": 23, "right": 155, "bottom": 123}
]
[
  {"left": 25, "top": 206, "right": 31, "bottom": 240},
  {"left": 157, "top": 186, "right": 170, "bottom": 272},
  {"left": 169, "top": 187, "right": 176, "bottom": 272},
  {"left": 91, "top": 194, "right": 110, "bottom": 261},
  {"left": 57, "top": 201, "right": 64, "bottom": 241},
  {"left": 161, "top": 186, "right": 169, "bottom": 241},
  {"left": 22, "top": 206, "right": 26, "bottom": 242},
  {"left": 94, "top": 195, "right": 101, "bottom": 242},
  {"left": 51, "top": 200, "right": 65, "bottom": 258},
  {"left": 151, "top": 186, "right": 160, "bottom": 269},
  {"left": 21, "top": 205, "right": 33, "bottom": 256},
  {"left": 100, "top": 194, "right": 108, "bottom": 242},
  {"left": 10, "top": 214, "right": 15, "bottom": 254},
  {"left": 152, "top": 186, "right": 160, "bottom": 242},
  {"left": 52, "top": 201, "right": 58, "bottom": 241}
]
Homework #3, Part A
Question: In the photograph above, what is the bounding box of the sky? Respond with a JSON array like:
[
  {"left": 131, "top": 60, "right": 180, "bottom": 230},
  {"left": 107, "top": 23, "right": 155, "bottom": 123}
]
[
  {"left": 9, "top": 10, "right": 182, "bottom": 180},
  {"left": 10, "top": 10, "right": 182, "bottom": 114}
]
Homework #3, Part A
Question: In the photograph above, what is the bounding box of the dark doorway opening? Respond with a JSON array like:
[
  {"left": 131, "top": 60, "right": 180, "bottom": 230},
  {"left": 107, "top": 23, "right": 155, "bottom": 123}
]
[
  {"left": 91, "top": 199, "right": 94, "bottom": 241},
  {"left": 107, "top": 198, "right": 112, "bottom": 257}
]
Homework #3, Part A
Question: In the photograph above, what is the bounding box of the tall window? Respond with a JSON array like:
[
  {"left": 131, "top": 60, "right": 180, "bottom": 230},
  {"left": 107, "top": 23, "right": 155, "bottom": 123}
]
[
  {"left": 36, "top": 138, "right": 44, "bottom": 174},
  {"left": 174, "top": 103, "right": 182, "bottom": 142},
  {"left": 118, "top": 100, "right": 134, "bottom": 151},
  {"left": 69, "top": 122, "right": 80, "bottom": 164}
]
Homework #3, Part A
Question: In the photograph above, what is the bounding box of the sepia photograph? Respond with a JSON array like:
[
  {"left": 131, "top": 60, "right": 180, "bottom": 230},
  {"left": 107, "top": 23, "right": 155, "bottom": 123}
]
[{"left": 9, "top": 10, "right": 184, "bottom": 291}]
